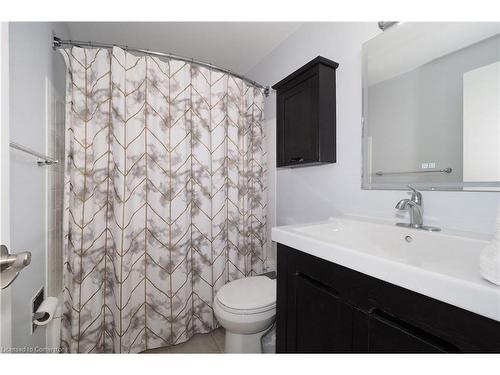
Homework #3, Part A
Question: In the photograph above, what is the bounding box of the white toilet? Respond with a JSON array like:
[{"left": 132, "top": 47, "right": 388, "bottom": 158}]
[{"left": 213, "top": 276, "right": 276, "bottom": 353}]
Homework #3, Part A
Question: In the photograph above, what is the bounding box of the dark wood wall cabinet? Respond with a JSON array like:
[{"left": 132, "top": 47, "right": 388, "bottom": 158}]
[
  {"left": 272, "top": 56, "right": 339, "bottom": 168},
  {"left": 276, "top": 244, "right": 500, "bottom": 353}
]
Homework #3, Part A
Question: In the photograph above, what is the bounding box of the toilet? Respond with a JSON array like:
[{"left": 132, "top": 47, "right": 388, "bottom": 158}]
[{"left": 213, "top": 276, "right": 276, "bottom": 353}]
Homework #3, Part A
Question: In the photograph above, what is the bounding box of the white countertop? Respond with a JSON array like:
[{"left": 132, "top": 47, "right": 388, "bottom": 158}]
[{"left": 272, "top": 215, "right": 500, "bottom": 322}]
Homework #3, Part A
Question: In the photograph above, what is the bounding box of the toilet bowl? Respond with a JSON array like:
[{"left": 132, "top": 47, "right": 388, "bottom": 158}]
[{"left": 213, "top": 276, "right": 276, "bottom": 353}]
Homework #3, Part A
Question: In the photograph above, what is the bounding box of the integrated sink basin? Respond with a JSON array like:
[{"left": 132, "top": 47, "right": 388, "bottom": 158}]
[{"left": 272, "top": 215, "right": 500, "bottom": 322}]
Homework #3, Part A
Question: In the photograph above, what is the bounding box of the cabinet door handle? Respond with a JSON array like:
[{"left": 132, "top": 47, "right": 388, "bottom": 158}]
[
  {"left": 369, "top": 308, "right": 460, "bottom": 353},
  {"left": 295, "top": 271, "right": 339, "bottom": 297},
  {"left": 290, "top": 157, "right": 304, "bottom": 163}
]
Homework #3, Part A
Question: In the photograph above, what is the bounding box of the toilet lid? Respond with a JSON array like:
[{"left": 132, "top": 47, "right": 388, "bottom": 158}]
[{"left": 216, "top": 276, "right": 276, "bottom": 311}]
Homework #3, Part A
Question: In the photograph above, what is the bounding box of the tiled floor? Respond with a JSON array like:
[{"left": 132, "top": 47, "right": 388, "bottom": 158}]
[{"left": 142, "top": 328, "right": 225, "bottom": 354}]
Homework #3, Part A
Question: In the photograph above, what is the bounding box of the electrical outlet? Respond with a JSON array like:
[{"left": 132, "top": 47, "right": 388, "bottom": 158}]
[{"left": 421, "top": 162, "right": 436, "bottom": 169}]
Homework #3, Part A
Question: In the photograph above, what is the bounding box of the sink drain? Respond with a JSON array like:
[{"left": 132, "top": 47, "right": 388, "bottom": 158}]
[{"left": 405, "top": 235, "right": 413, "bottom": 243}]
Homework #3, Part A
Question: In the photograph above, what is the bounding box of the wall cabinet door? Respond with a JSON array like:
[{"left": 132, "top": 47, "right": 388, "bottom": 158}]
[
  {"left": 287, "top": 272, "right": 353, "bottom": 353},
  {"left": 273, "top": 56, "right": 338, "bottom": 167},
  {"left": 278, "top": 75, "right": 319, "bottom": 166}
]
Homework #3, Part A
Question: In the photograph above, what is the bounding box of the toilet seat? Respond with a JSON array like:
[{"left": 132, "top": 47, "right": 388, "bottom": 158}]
[
  {"left": 215, "top": 296, "right": 275, "bottom": 315},
  {"left": 215, "top": 276, "right": 276, "bottom": 315}
]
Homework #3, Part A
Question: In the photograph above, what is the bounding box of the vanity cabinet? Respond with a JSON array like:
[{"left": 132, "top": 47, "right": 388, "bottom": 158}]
[
  {"left": 272, "top": 56, "right": 338, "bottom": 167},
  {"left": 276, "top": 244, "right": 500, "bottom": 353},
  {"left": 352, "top": 308, "right": 455, "bottom": 353},
  {"left": 289, "top": 271, "right": 353, "bottom": 352}
]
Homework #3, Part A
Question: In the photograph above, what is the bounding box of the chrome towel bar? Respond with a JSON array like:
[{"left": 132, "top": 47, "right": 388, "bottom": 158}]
[
  {"left": 9, "top": 141, "right": 58, "bottom": 166},
  {"left": 375, "top": 167, "right": 452, "bottom": 176}
]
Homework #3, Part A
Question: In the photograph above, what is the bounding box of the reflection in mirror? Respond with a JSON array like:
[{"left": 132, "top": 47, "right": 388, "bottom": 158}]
[{"left": 362, "top": 22, "right": 500, "bottom": 191}]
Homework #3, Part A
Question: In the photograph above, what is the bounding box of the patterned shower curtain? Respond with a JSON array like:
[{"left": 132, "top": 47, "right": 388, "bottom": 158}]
[{"left": 60, "top": 47, "right": 267, "bottom": 353}]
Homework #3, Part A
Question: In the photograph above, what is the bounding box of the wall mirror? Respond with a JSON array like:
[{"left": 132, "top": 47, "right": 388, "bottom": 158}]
[{"left": 362, "top": 22, "right": 500, "bottom": 191}]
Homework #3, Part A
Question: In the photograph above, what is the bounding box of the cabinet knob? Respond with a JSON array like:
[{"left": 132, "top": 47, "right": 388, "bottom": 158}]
[{"left": 290, "top": 157, "right": 304, "bottom": 163}]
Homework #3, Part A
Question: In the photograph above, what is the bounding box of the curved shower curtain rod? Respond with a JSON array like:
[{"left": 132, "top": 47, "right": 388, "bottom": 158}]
[{"left": 53, "top": 36, "right": 270, "bottom": 97}]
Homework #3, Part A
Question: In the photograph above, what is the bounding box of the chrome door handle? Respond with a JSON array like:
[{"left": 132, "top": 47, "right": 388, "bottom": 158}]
[{"left": 1, "top": 244, "right": 31, "bottom": 289}]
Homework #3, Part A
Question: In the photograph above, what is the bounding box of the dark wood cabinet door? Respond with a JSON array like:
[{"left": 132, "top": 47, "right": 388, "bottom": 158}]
[
  {"left": 273, "top": 56, "right": 338, "bottom": 167},
  {"left": 278, "top": 74, "right": 319, "bottom": 166},
  {"left": 355, "top": 309, "right": 459, "bottom": 353},
  {"left": 287, "top": 272, "right": 353, "bottom": 353}
]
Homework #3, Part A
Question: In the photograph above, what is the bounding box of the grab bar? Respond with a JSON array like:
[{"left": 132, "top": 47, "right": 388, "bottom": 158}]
[
  {"left": 375, "top": 167, "right": 452, "bottom": 176},
  {"left": 9, "top": 141, "right": 58, "bottom": 166}
]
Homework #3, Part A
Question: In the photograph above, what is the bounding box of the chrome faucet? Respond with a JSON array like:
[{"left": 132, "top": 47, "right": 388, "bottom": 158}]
[{"left": 395, "top": 185, "right": 440, "bottom": 231}]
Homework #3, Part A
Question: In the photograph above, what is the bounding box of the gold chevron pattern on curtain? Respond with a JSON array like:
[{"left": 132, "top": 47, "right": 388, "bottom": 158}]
[{"left": 60, "top": 47, "right": 267, "bottom": 353}]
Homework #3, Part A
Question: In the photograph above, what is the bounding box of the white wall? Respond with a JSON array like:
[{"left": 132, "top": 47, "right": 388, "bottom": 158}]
[
  {"left": 463, "top": 61, "right": 500, "bottom": 182},
  {"left": 9, "top": 22, "right": 70, "bottom": 349},
  {"left": 246, "top": 22, "right": 500, "bottom": 240}
]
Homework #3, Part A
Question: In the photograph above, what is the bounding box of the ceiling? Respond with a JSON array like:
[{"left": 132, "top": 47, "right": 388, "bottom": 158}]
[{"left": 63, "top": 22, "right": 302, "bottom": 74}]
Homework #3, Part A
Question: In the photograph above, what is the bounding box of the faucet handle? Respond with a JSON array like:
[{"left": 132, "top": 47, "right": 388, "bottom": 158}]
[{"left": 408, "top": 185, "right": 422, "bottom": 205}]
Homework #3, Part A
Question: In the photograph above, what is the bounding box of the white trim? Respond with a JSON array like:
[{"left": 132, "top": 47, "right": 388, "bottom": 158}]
[
  {"left": 0, "top": 21, "right": 12, "bottom": 350},
  {"left": 44, "top": 77, "right": 50, "bottom": 297}
]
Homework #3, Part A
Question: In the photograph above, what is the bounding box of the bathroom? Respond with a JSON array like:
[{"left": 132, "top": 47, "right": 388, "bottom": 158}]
[{"left": 1, "top": 0, "right": 500, "bottom": 373}]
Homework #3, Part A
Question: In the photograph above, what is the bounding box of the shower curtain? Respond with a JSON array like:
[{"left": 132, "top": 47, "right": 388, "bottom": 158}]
[{"left": 60, "top": 47, "right": 267, "bottom": 353}]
